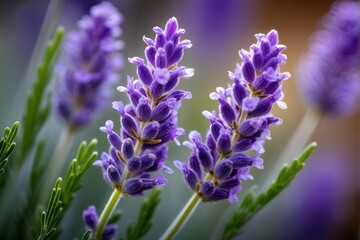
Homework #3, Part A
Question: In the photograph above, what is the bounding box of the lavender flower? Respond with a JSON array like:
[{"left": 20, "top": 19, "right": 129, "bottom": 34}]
[
  {"left": 94, "top": 17, "right": 193, "bottom": 196},
  {"left": 83, "top": 206, "right": 118, "bottom": 240},
  {"left": 298, "top": 1, "right": 360, "bottom": 116},
  {"left": 55, "top": 2, "right": 123, "bottom": 129},
  {"left": 175, "top": 30, "right": 289, "bottom": 203}
]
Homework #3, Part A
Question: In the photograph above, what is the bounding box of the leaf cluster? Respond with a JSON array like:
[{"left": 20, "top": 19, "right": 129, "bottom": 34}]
[
  {"left": 18, "top": 27, "right": 64, "bottom": 165},
  {"left": 220, "top": 142, "right": 317, "bottom": 240},
  {"left": 62, "top": 139, "right": 98, "bottom": 209},
  {"left": 126, "top": 188, "right": 162, "bottom": 240},
  {"left": 0, "top": 121, "right": 19, "bottom": 175},
  {"left": 37, "top": 139, "right": 98, "bottom": 239},
  {"left": 38, "top": 178, "right": 63, "bottom": 240}
]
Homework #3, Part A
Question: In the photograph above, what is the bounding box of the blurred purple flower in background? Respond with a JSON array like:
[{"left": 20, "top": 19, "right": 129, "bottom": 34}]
[
  {"left": 297, "top": 0, "right": 360, "bottom": 116},
  {"left": 176, "top": 30, "right": 290, "bottom": 203},
  {"left": 55, "top": 2, "right": 124, "bottom": 130},
  {"left": 94, "top": 16, "right": 193, "bottom": 196},
  {"left": 281, "top": 152, "right": 353, "bottom": 240}
]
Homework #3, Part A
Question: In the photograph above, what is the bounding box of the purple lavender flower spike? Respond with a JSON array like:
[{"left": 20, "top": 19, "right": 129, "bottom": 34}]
[
  {"left": 298, "top": 1, "right": 360, "bottom": 116},
  {"left": 55, "top": 2, "right": 124, "bottom": 130},
  {"left": 83, "top": 206, "right": 118, "bottom": 239},
  {"left": 93, "top": 17, "right": 193, "bottom": 197},
  {"left": 176, "top": 30, "right": 288, "bottom": 203}
]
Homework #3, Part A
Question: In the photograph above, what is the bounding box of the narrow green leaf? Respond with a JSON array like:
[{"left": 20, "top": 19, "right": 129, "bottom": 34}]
[
  {"left": 0, "top": 121, "right": 19, "bottom": 175},
  {"left": 127, "top": 188, "right": 162, "bottom": 240},
  {"left": 220, "top": 142, "right": 317, "bottom": 240},
  {"left": 38, "top": 178, "right": 63, "bottom": 240},
  {"left": 18, "top": 26, "right": 64, "bottom": 165},
  {"left": 80, "top": 229, "right": 92, "bottom": 240},
  {"left": 108, "top": 210, "right": 122, "bottom": 224}
]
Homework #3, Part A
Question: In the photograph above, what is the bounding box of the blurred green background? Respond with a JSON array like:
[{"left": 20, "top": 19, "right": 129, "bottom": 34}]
[{"left": 0, "top": 0, "right": 359, "bottom": 239}]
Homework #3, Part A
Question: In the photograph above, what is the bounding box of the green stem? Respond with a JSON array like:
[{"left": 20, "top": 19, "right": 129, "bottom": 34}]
[
  {"left": 160, "top": 193, "right": 201, "bottom": 240},
  {"left": 94, "top": 190, "right": 123, "bottom": 240}
]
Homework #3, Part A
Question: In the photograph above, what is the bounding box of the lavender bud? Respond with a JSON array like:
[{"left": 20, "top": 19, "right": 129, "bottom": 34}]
[
  {"left": 127, "top": 157, "right": 141, "bottom": 172},
  {"left": 219, "top": 98, "right": 235, "bottom": 125},
  {"left": 108, "top": 132, "right": 122, "bottom": 151},
  {"left": 200, "top": 181, "right": 215, "bottom": 197},
  {"left": 242, "top": 61, "right": 255, "bottom": 82},
  {"left": 103, "top": 224, "right": 118, "bottom": 240},
  {"left": 168, "top": 47, "right": 183, "bottom": 67},
  {"left": 189, "top": 153, "right": 202, "bottom": 179},
  {"left": 152, "top": 102, "right": 171, "bottom": 122},
  {"left": 208, "top": 189, "right": 229, "bottom": 201},
  {"left": 210, "top": 122, "right": 223, "bottom": 140},
  {"left": 155, "top": 32, "right": 166, "bottom": 48},
  {"left": 139, "top": 153, "right": 156, "bottom": 170},
  {"left": 83, "top": 206, "right": 98, "bottom": 229},
  {"left": 136, "top": 99, "right": 152, "bottom": 121},
  {"left": 233, "top": 138, "right": 255, "bottom": 152},
  {"left": 124, "top": 178, "right": 143, "bottom": 195},
  {"left": 122, "top": 138, "right": 134, "bottom": 160},
  {"left": 142, "top": 122, "right": 160, "bottom": 140},
  {"left": 219, "top": 179, "right": 240, "bottom": 189},
  {"left": 150, "top": 80, "right": 165, "bottom": 99},
  {"left": 145, "top": 46, "right": 156, "bottom": 67},
  {"left": 155, "top": 48, "right": 167, "bottom": 68},
  {"left": 252, "top": 49, "right": 264, "bottom": 70},
  {"left": 107, "top": 165, "right": 121, "bottom": 184},
  {"left": 233, "top": 83, "right": 247, "bottom": 107},
  {"left": 164, "top": 74, "right": 179, "bottom": 91},
  {"left": 217, "top": 132, "right": 232, "bottom": 154},
  {"left": 165, "top": 17, "right": 178, "bottom": 40},
  {"left": 174, "top": 161, "right": 198, "bottom": 190},
  {"left": 214, "top": 159, "right": 233, "bottom": 179},
  {"left": 121, "top": 114, "right": 138, "bottom": 136},
  {"left": 239, "top": 118, "right": 263, "bottom": 137},
  {"left": 197, "top": 145, "right": 213, "bottom": 171},
  {"left": 249, "top": 98, "right": 272, "bottom": 117},
  {"left": 229, "top": 153, "right": 252, "bottom": 168},
  {"left": 136, "top": 59, "right": 153, "bottom": 86}
]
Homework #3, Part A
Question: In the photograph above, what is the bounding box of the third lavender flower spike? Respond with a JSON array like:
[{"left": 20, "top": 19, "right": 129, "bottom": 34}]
[
  {"left": 298, "top": 1, "right": 360, "bottom": 116},
  {"left": 55, "top": 2, "right": 124, "bottom": 130},
  {"left": 95, "top": 16, "right": 193, "bottom": 196},
  {"left": 175, "top": 30, "right": 290, "bottom": 203}
]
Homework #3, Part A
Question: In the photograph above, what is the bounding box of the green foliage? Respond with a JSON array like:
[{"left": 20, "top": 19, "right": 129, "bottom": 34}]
[
  {"left": 35, "top": 139, "right": 97, "bottom": 239},
  {"left": 62, "top": 139, "right": 98, "bottom": 209},
  {"left": 0, "top": 121, "right": 19, "bottom": 175},
  {"left": 126, "top": 188, "right": 162, "bottom": 240},
  {"left": 220, "top": 142, "right": 317, "bottom": 240},
  {"left": 15, "top": 141, "right": 47, "bottom": 240},
  {"left": 18, "top": 27, "right": 64, "bottom": 165},
  {"left": 38, "top": 178, "right": 63, "bottom": 240}
]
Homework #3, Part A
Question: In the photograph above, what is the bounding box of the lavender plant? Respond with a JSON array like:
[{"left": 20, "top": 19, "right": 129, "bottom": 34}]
[
  {"left": 298, "top": 0, "right": 360, "bottom": 116},
  {"left": 161, "top": 29, "right": 290, "bottom": 239},
  {"left": 83, "top": 17, "right": 194, "bottom": 239},
  {"left": 55, "top": 1, "right": 124, "bottom": 130},
  {"left": 41, "top": 1, "right": 124, "bottom": 202}
]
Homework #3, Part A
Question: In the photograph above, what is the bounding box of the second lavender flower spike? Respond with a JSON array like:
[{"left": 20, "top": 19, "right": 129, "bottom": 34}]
[
  {"left": 176, "top": 29, "right": 289, "bottom": 203},
  {"left": 161, "top": 30, "right": 289, "bottom": 240}
]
